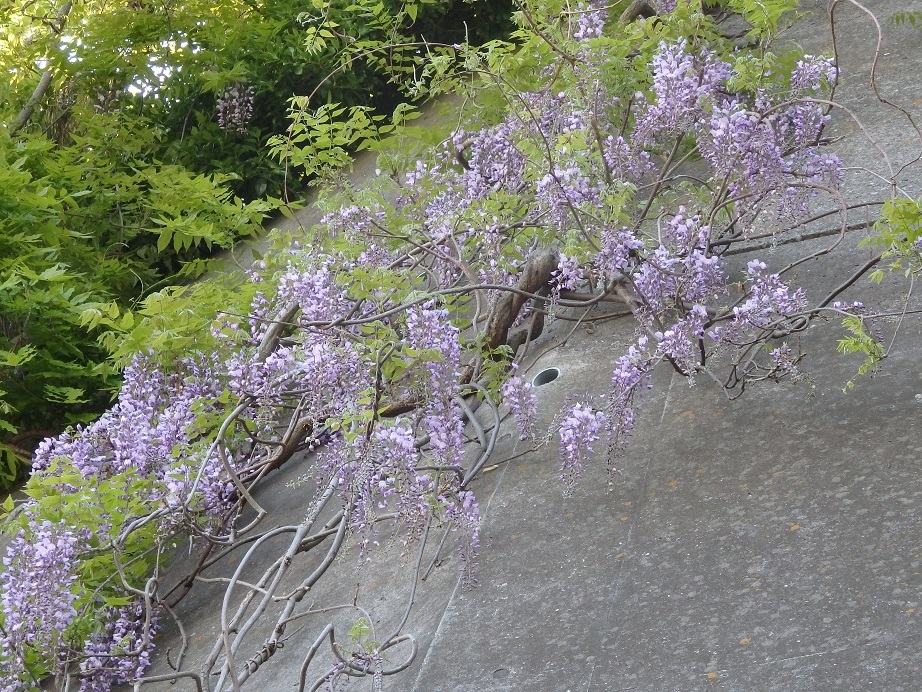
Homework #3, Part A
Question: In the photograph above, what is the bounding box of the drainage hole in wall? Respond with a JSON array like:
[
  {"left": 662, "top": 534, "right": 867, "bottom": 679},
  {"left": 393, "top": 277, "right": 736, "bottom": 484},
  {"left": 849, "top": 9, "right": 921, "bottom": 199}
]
[{"left": 532, "top": 367, "right": 560, "bottom": 387}]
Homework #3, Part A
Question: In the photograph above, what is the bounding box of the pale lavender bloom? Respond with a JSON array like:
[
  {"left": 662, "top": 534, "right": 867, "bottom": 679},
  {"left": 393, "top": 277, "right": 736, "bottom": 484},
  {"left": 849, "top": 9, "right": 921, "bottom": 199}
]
[
  {"left": 607, "top": 336, "right": 653, "bottom": 468},
  {"left": 633, "top": 209, "right": 725, "bottom": 317},
  {"left": 5, "top": 352, "right": 227, "bottom": 684},
  {"left": 442, "top": 490, "right": 481, "bottom": 587},
  {"left": 378, "top": 424, "right": 435, "bottom": 546},
  {"left": 32, "top": 354, "right": 218, "bottom": 480},
  {"left": 559, "top": 402, "right": 606, "bottom": 491},
  {"left": 573, "top": 0, "right": 607, "bottom": 41},
  {"left": 318, "top": 421, "right": 435, "bottom": 554},
  {"left": 832, "top": 300, "right": 865, "bottom": 314},
  {"left": 406, "top": 304, "right": 464, "bottom": 467},
  {"left": 0, "top": 521, "right": 85, "bottom": 688},
  {"left": 501, "top": 375, "right": 538, "bottom": 439},
  {"left": 736, "top": 259, "right": 807, "bottom": 326},
  {"left": 603, "top": 134, "right": 653, "bottom": 180},
  {"left": 699, "top": 79, "right": 841, "bottom": 226},
  {"left": 461, "top": 121, "right": 526, "bottom": 197},
  {"left": 653, "top": 305, "right": 708, "bottom": 375},
  {"left": 278, "top": 258, "right": 349, "bottom": 325},
  {"left": 536, "top": 164, "right": 600, "bottom": 227},
  {"left": 700, "top": 101, "right": 754, "bottom": 177},
  {"left": 652, "top": 0, "right": 677, "bottom": 12},
  {"left": 791, "top": 55, "right": 837, "bottom": 94},
  {"left": 79, "top": 600, "right": 159, "bottom": 691},
  {"left": 216, "top": 83, "right": 255, "bottom": 134},
  {"left": 596, "top": 226, "right": 643, "bottom": 278},
  {"left": 710, "top": 260, "right": 807, "bottom": 346},
  {"left": 787, "top": 101, "right": 828, "bottom": 146},
  {"left": 768, "top": 343, "right": 801, "bottom": 378},
  {"left": 553, "top": 253, "right": 583, "bottom": 292},
  {"left": 635, "top": 39, "right": 731, "bottom": 144}
]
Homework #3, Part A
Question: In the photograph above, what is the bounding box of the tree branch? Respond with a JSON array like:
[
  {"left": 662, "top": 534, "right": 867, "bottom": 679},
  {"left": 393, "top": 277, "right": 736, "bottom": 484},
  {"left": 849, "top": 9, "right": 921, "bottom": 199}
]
[{"left": 8, "top": 0, "right": 73, "bottom": 134}]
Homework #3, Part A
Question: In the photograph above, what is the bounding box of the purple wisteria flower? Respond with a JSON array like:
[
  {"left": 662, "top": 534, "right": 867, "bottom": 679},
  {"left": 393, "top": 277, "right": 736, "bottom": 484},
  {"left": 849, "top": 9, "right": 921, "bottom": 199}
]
[
  {"left": 603, "top": 134, "right": 653, "bottom": 181},
  {"left": 633, "top": 209, "right": 725, "bottom": 318},
  {"left": 1, "top": 521, "right": 85, "bottom": 690},
  {"left": 572, "top": 0, "right": 607, "bottom": 41},
  {"left": 442, "top": 490, "right": 481, "bottom": 588},
  {"left": 216, "top": 83, "right": 255, "bottom": 134},
  {"left": 596, "top": 226, "right": 643, "bottom": 279},
  {"left": 553, "top": 253, "right": 583, "bottom": 292},
  {"left": 790, "top": 55, "right": 838, "bottom": 95},
  {"left": 634, "top": 39, "right": 731, "bottom": 144},
  {"left": 652, "top": 0, "right": 677, "bottom": 11},
  {"left": 607, "top": 336, "right": 654, "bottom": 468},
  {"left": 79, "top": 601, "right": 159, "bottom": 691},
  {"left": 768, "top": 342, "right": 802, "bottom": 379},
  {"left": 710, "top": 259, "right": 807, "bottom": 348},
  {"left": 459, "top": 121, "right": 526, "bottom": 199},
  {"left": 501, "top": 375, "right": 538, "bottom": 439},
  {"left": 734, "top": 259, "right": 808, "bottom": 327},
  {"left": 653, "top": 305, "right": 708, "bottom": 375},
  {"left": 319, "top": 424, "right": 427, "bottom": 551},
  {"left": 406, "top": 304, "right": 464, "bottom": 467},
  {"left": 4, "top": 351, "right": 231, "bottom": 684},
  {"left": 559, "top": 401, "right": 606, "bottom": 491},
  {"left": 536, "top": 164, "right": 600, "bottom": 227}
]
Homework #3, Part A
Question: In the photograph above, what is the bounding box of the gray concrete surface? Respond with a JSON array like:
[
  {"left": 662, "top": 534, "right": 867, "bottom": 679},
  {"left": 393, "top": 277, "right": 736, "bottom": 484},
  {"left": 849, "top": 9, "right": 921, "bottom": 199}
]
[{"left": 140, "top": 2, "right": 922, "bottom": 690}]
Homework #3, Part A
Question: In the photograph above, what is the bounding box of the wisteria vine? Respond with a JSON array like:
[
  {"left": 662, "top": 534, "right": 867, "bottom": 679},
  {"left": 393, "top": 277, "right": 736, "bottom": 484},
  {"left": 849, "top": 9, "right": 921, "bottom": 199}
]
[{"left": 3, "top": 0, "right": 921, "bottom": 690}]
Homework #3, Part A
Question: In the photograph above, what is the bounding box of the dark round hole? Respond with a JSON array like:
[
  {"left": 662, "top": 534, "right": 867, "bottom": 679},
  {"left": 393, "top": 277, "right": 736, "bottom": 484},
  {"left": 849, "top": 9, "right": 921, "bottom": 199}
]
[{"left": 532, "top": 367, "right": 560, "bottom": 387}]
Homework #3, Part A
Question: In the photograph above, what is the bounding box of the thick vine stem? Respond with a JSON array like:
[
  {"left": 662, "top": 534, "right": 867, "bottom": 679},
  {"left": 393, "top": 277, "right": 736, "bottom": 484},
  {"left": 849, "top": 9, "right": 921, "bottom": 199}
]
[
  {"left": 378, "top": 246, "right": 561, "bottom": 418},
  {"left": 618, "top": 1, "right": 656, "bottom": 24},
  {"left": 484, "top": 247, "right": 560, "bottom": 352},
  {"left": 134, "top": 671, "right": 204, "bottom": 691}
]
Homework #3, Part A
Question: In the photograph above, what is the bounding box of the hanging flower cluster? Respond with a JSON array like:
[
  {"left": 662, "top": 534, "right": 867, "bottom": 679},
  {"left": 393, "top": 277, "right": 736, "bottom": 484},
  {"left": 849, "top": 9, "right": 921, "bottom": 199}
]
[{"left": 216, "top": 83, "right": 255, "bottom": 134}]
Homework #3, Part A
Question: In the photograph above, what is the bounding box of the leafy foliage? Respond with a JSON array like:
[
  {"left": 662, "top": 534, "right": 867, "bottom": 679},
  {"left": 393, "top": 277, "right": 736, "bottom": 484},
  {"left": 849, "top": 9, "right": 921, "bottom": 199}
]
[{"left": 0, "top": 0, "right": 512, "bottom": 485}]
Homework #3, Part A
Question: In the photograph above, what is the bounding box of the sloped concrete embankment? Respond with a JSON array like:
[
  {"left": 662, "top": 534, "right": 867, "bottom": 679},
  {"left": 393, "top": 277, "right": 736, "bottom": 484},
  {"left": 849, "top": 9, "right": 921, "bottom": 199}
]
[{"left": 143, "top": 2, "right": 922, "bottom": 690}]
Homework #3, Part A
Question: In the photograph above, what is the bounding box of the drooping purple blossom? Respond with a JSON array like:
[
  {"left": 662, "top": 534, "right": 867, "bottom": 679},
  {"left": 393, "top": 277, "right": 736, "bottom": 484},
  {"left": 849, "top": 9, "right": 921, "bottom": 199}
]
[
  {"left": 633, "top": 209, "right": 725, "bottom": 318},
  {"left": 79, "top": 601, "right": 159, "bottom": 692},
  {"left": 596, "top": 226, "right": 643, "bottom": 279},
  {"left": 634, "top": 39, "right": 731, "bottom": 144},
  {"left": 653, "top": 305, "right": 708, "bottom": 376},
  {"left": 553, "top": 254, "right": 583, "bottom": 292},
  {"left": 501, "top": 375, "right": 538, "bottom": 439},
  {"left": 405, "top": 304, "right": 464, "bottom": 467},
  {"left": 559, "top": 401, "right": 606, "bottom": 491},
  {"left": 602, "top": 134, "right": 653, "bottom": 181},
  {"left": 698, "top": 85, "right": 841, "bottom": 226},
  {"left": 1, "top": 521, "right": 85, "bottom": 689},
  {"left": 607, "top": 336, "right": 654, "bottom": 469},
  {"left": 216, "top": 83, "right": 255, "bottom": 134},
  {"left": 458, "top": 121, "right": 526, "bottom": 199},
  {"left": 442, "top": 490, "right": 481, "bottom": 587},
  {"left": 735, "top": 259, "right": 808, "bottom": 327},
  {"left": 572, "top": 0, "right": 608, "bottom": 41},
  {"left": 536, "top": 164, "right": 601, "bottom": 227},
  {"left": 32, "top": 353, "right": 219, "bottom": 480},
  {"left": 710, "top": 259, "right": 808, "bottom": 348},
  {"left": 768, "top": 342, "right": 802, "bottom": 380},
  {"left": 651, "top": 0, "right": 677, "bottom": 12},
  {"left": 790, "top": 55, "right": 838, "bottom": 95}
]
